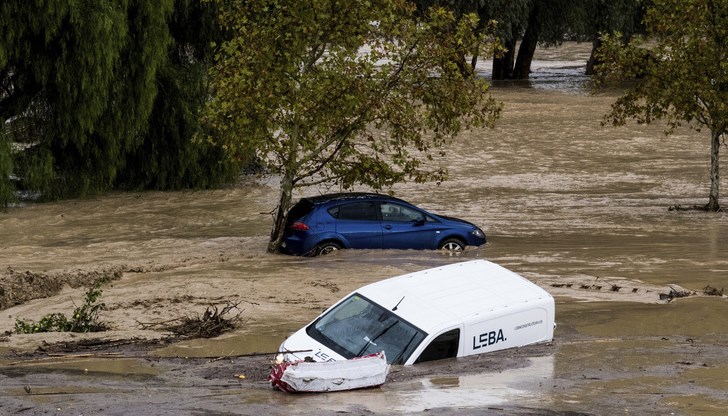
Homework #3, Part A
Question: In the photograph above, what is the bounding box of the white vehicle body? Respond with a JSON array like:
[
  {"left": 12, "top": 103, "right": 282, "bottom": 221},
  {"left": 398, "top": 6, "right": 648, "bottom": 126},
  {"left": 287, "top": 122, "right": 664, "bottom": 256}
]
[{"left": 278, "top": 260, "right": 555, "bottom": 366}]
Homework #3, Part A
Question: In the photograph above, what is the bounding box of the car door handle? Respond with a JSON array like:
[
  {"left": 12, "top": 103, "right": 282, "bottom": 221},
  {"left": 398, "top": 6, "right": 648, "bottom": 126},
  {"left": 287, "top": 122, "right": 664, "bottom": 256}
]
[{"left": 383, "top": 225, "right": 392, "bottom": 230}]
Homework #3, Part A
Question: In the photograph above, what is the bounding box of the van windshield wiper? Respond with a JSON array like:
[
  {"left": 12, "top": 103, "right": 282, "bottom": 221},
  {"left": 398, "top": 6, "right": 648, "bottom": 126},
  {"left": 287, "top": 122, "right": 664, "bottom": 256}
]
[
  {"left": 356, "top": 320, "right": 399, "bottom": 357},
  {"left": 391, "top": 331, "right": 418, "bottom": 365}
]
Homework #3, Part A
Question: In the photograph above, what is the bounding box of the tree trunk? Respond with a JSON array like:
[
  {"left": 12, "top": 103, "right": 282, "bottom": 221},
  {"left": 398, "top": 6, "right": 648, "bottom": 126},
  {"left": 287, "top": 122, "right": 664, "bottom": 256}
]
[
  {"left": 585, "top": 37, "right": 602, "bottom": 76},
  {"left": 492, "top": 37, "right": 517, "bottom": 80},
  {"left": 513, "top": 5, "right": 539, "bottom": 80},
  {"left": 267, "top": 174, "right": 295, "bottom": 253},
  {"left": 706, "top": 129, "right": 721, "bottom": 211},
  {"left": 470, "top": 52, "right": 479, "bottom": 74}
]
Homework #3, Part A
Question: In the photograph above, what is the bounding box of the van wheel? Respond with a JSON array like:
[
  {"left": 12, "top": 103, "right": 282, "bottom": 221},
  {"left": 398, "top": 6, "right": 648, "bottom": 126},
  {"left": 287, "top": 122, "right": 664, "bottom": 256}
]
[
  {"left": 439, "top": 239, "right": 465, "bottom": 254},
  {"left": 316, "top": 242, "right": 342, "bottom": 256}
]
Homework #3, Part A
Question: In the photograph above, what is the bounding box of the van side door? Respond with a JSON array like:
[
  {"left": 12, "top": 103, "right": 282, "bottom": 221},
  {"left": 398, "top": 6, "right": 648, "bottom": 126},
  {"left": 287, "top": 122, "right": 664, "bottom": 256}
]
[{"left": 412, "top": 328, "right": 462, "bottom": 364}]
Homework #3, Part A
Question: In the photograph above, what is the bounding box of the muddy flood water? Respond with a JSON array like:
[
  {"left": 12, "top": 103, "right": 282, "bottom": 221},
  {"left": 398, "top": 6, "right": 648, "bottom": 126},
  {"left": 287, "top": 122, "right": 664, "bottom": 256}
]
[{"left": 1, "top": 43, "right": 727, "bottom": 415}]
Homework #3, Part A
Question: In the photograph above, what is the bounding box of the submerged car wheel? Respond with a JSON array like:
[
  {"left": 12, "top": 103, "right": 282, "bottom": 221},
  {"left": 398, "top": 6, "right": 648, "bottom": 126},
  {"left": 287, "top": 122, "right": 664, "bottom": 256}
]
[
  {"left": 316, "top": 241, "right": 342, "bottom": 256},
  {"left": 439, "top": 239, "right": 465, "bottom": 254}
]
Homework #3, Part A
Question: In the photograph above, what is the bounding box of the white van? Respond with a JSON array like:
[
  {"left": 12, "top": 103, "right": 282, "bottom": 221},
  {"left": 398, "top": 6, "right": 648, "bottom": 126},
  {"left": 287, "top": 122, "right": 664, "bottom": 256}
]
[{"left": 278, "top": 260, "right": 555, "bottom": 365}]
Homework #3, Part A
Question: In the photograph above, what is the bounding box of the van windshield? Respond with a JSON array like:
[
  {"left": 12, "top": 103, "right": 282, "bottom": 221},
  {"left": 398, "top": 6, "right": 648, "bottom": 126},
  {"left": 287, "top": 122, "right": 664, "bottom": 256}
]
[{"left": 306, "top": 293, "right": 427, "bottom": 364}]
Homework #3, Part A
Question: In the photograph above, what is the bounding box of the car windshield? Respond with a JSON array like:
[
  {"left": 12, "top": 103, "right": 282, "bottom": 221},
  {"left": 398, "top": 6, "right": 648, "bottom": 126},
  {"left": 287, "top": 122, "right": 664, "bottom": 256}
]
[{"left": 306, "top": 293, "right": 427, "bottom": 364}]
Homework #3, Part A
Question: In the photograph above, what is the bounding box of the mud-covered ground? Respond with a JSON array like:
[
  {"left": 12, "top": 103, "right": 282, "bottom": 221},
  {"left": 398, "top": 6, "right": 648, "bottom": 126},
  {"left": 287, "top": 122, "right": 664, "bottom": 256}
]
[
  {"left": 1, "top": 338, "right": 560, "bottom": 415},
  {"left": 2, "top": 308, "right": 726, "bottom": 415},
  {"left": 2, "top": 43, "right": 728, "bottom": 415}
]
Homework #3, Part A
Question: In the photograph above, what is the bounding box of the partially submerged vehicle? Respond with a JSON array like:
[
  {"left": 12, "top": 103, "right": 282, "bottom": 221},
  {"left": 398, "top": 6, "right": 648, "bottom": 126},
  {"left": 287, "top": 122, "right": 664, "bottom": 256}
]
[
  {"left": 277, "top": 260, "right": 555, "bottom": 366},
  {"left": 281, "top": 193, "right": 486, "bottom": 256}
]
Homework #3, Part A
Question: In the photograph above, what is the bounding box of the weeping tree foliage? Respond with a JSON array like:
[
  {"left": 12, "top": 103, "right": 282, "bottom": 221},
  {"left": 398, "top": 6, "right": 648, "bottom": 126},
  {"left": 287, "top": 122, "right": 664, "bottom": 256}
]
[
  {"left": 202, "top": 0, "right": 502, "bottom": 253},
  {"left": 0, "top": 1, "right": 173, "bottom": 201},
  {"left": 116, "top": 0, "right": 243, "bottom": 190},
  {"left": 0, "top": 0, "right": 239, "bottom": 206},
  {"left": 595, "top": 0, "right": 728, "bottom": 211}
]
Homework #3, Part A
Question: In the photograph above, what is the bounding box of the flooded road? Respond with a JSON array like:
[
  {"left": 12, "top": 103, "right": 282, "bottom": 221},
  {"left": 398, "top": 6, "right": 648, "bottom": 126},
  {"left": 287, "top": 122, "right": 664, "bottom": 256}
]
[{"left": 2, "top": 43, "right": 728, "bottom": 415}]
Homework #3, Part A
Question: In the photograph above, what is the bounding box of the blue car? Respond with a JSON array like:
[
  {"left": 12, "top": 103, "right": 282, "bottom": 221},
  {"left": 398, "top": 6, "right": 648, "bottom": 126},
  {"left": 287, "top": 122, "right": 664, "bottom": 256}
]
[{"left": 281, "top": 193, "right": 486, "bottom": 256}]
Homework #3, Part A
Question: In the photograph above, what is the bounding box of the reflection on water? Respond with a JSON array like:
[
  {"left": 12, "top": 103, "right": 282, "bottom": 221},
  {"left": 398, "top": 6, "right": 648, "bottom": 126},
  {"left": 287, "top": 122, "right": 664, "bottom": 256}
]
[
  {"left": 152, "top": 333, "right": 287, "bottom": 358},
  {"left": 477, "top": 41, "right": 593, "bottom": 94},
  {"left": 1, "top": 357, "right": 159, "bottom": 380},
  {"left": 383, "top": 356, "right": 554, "bottom": 412},
  {"left": 256, "top": 356, "right": 554, "bottom": 414}
]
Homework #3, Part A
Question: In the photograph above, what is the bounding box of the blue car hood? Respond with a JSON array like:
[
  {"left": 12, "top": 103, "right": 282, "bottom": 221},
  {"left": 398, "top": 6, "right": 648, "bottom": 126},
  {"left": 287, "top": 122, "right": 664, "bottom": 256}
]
[{"left": 439, "top": 215, "right": 476, "bottom": 227}]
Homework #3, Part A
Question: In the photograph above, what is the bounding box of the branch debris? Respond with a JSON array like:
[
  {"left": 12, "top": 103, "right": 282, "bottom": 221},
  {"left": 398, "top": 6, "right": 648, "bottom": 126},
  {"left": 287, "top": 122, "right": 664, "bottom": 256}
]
[{"left": 138, "top": 301, "right": 244, "bottom": 339}]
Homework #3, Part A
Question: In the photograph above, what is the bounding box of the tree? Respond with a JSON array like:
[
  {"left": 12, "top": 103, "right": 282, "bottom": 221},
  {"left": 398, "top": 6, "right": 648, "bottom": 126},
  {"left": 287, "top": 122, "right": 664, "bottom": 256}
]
[
  {"left": 510, "top": 0, "right": 582, "bottom": 80},
  {"left": 0, "top": 0, "right": 241, "bottom": 207},
  {"left": 482, "top": 0, "right": 530, "bottom": 80},
  {"left": 0, "top": 1, "right": 173, "bottom": 201},
  {"left": 399, "top": 2, "right": 644, "bottom": 80},
  {"left": 0, "top": 130, "right": 12, "bottom": 207},
  {"left": 202, "top": 0, "right": 502, "bottom": 253},
  {"left": 413, "top": 1, "right": 529, "bottom": 80},
  {"left": 412, "top": 1, "right": 504, "bottom": 77},
  {"left": 595, "top": 0, "right": 728, "bottom": 211},
  {"left": 115, "top": 0, "right": 243, "bottom": 190},
  {"left": 438, "top": 0, "right": 573, "bottom": 80},
  {"left": 569, "top": 0, "right": 645, "bottom": 75}
]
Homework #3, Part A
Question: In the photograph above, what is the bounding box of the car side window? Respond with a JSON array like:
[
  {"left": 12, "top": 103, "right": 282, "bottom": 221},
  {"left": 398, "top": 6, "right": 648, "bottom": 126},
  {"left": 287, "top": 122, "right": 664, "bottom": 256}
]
[
  {"left": 414, "top": 328, "right": 460, "bottom": 364},
  {"left": 329, "top": 202, "right": 379, "bottom": 221},
  {"left": 380, "top": 203, "right": 425, "bottom": 222}
]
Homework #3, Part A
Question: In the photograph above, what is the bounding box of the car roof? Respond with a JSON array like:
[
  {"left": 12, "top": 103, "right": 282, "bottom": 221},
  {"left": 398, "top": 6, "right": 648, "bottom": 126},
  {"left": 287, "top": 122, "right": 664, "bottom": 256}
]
[
  {"left": 354, "top": 260, "right": 553, "bottom": 334},
  {"left": 301, "top": 192, "right": 410, "bottom": 206}
]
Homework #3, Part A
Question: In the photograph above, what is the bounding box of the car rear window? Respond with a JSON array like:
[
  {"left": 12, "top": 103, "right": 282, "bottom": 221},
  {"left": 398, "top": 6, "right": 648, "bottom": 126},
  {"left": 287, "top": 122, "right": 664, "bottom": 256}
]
[{"left": 286, "top": 200, "right": 315, "bottom": 223}]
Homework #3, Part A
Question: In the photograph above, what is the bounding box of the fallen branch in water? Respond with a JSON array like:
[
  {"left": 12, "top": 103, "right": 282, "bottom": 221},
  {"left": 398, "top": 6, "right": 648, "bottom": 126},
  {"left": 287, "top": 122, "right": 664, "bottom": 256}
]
[
  {"left": 207, "top": 349, "right": 314, "bottom": 362},
  {"left": 659, "top": 287, "right": 695, "bottom": 302},
  {"left": 138, "top": 301, "right": 245, "bottom": 339},
  {"left": 703, "top": 285, "right": 724, "bottom": 296}
]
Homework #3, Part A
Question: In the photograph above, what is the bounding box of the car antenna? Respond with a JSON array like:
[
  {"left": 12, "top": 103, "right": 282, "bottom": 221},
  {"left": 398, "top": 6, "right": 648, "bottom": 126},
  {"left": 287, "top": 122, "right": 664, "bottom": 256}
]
[{"left": 392, "top": 296, "right": 405, "bottom": 311}]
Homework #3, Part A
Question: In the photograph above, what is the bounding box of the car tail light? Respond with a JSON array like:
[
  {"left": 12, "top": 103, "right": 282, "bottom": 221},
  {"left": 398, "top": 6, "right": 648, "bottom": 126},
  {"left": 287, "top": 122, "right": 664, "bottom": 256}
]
[{"left": 290, "top": 221, "right": 310, "bottom": 231}]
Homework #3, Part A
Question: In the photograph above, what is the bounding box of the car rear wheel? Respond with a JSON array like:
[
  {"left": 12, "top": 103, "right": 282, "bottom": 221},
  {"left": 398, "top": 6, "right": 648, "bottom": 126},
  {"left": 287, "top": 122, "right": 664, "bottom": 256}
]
[
  {"left": 316, "top": 241, "right": 342, "bottom": 256},
  {"left": 439, "top": 239, "right": 465, "bottom": 253}
]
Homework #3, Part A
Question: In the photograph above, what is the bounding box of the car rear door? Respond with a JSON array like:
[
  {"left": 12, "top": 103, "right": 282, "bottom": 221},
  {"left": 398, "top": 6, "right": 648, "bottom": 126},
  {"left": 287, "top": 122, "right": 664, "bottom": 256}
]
[
  {"left": 378, "top": 202, "right": 439, "bottom": 249},
  {"left": 331, "top": 201, "right": 383, "bottom": 249}
]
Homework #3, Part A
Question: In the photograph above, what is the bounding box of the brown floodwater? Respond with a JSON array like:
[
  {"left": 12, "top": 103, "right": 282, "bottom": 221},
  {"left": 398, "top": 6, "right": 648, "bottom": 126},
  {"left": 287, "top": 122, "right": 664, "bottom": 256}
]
[{"left": 1, "top": 42, "right": 727, "bottom": 415}]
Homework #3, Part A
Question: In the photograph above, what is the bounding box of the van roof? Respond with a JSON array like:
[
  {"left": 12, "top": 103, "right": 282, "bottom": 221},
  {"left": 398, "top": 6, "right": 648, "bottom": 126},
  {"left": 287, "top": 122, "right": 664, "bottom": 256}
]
[{"left": 355, "top": 260, "right": 552, "bottom": 334}]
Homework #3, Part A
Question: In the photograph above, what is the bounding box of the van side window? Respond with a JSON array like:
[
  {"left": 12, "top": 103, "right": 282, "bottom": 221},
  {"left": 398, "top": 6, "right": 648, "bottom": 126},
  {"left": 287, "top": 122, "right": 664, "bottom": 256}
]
[{"left": 414, "top": 329, "right": 460, "bottom": 364}]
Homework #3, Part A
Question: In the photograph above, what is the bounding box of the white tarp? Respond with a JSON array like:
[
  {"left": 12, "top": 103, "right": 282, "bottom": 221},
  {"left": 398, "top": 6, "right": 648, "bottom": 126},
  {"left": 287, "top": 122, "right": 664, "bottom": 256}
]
[{"left": 272, "top": 352, "right": 389, "bottom": 393}]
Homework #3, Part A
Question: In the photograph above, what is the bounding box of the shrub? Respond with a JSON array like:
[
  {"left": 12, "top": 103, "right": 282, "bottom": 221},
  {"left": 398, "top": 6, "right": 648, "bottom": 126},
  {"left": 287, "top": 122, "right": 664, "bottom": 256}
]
[{"left": 14, "top": 277, "right": 109, "bottom": 333}]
